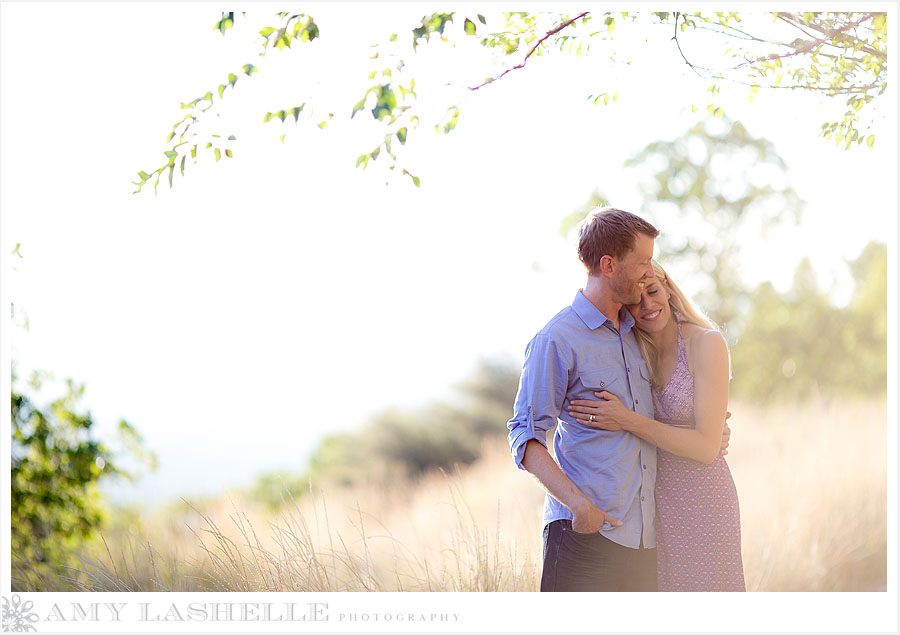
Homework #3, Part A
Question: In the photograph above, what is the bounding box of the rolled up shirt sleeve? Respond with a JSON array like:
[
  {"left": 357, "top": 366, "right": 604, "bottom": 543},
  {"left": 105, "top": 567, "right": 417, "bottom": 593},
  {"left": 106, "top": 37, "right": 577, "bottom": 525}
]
[{"left": 507, "top": 333, "right": 571, "bottom": 470}]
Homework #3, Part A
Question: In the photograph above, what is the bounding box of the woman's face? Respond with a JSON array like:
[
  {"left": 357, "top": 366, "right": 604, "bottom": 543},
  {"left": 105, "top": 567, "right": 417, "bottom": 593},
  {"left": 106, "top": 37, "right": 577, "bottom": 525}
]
[{"left": 626, "top": 276, "right": 671, "bottom": 333}]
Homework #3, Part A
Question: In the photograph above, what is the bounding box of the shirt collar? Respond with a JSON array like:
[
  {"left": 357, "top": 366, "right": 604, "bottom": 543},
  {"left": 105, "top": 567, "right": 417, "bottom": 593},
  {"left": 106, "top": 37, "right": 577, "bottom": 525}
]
[{"left": 572, "top": 291, "right": 635, "bottom": 334}]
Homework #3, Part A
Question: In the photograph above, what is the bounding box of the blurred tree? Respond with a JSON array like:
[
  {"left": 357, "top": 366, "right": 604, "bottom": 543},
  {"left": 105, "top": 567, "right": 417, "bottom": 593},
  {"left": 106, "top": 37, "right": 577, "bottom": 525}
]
[
  {"left": 252, "top": 358, "right": 520, "bottom": 503},
  {"left": 134, "top": 10, "right": 886, "bottom": 193},
  {"left": 626, "top": 116, "right": 804, "bottom": 334},
  {"left": 559, "top": 189, "right": 610, "bottom": 237},
  {"left": 730, "top": 242, "right": 886, "bottom": 400},
  {"left": 10, "top": 365, "right": 157, "bottom": 590}
]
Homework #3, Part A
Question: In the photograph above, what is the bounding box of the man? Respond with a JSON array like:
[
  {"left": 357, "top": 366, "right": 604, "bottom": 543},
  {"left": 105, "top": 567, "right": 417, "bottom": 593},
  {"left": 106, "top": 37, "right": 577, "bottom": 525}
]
[{"left": 507, "top": 208, "right": 662, "bottom": 592}]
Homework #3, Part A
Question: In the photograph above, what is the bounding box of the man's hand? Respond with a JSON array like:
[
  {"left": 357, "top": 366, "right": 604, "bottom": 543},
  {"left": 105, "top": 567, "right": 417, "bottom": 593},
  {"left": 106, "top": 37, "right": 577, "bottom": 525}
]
[
  {"left": 571, "top": 498, "right": 622, "bottom": 534},
  {"left": 720, "top": 411, "right": 732, "bottom": 456}
]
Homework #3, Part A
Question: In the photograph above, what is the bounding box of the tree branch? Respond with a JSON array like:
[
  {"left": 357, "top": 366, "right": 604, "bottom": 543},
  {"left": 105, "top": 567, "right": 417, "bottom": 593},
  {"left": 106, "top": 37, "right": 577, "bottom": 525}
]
[
  {"left": 776, "top": 12, "right": 885, "bottom": 60},
  {"left": 469, "top": 12, "right": 589, "bottom": 91},
  {"left": 775, "top": 13, "right": 822, "bottom": 42},
  {"left": 693, "top": 18, "right": 775, "bottom": 45},
  {"left": 672, "top": 12, "right": 703, "bottom": 76},
  {"left": 706, "top": 71, "right": 879, "bottom": 95},
  {"left": 733, "top": 38, "right": 820, "bottom": 69}
]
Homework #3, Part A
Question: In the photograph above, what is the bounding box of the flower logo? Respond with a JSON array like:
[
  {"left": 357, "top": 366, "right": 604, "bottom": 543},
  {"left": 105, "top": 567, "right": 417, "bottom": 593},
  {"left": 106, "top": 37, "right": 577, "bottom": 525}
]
[{"left": 1, "top": 594, "right": 39, "bottom": 632}]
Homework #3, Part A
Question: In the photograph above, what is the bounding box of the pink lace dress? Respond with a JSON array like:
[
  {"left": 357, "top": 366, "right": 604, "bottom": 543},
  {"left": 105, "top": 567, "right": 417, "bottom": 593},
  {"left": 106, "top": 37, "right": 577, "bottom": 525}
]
[{"left": 652, "top": 320, "right": 745, "bottom": 591}]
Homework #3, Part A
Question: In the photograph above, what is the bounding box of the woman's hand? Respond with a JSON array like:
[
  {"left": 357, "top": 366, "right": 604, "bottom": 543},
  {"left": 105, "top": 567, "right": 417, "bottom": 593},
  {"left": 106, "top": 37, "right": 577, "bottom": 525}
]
[{"left": 568, "top": 391, "right": 634, "bottom": 431}]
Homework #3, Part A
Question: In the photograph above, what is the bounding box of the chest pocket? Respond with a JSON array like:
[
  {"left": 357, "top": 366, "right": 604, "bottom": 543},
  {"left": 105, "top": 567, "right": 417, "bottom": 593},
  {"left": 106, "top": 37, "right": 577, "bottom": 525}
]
[
  {"left": 638, "top": 363, "right": 652, "bottom": 385},
  {"left": 577, "top": 368, "right": 622, "bottom": 400}
]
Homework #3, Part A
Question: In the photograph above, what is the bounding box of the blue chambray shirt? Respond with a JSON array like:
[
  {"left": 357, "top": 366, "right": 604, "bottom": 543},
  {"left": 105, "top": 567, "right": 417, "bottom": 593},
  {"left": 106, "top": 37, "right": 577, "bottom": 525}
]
[{"left": 507, "top": 291, "right": 657, "bottom": 549}]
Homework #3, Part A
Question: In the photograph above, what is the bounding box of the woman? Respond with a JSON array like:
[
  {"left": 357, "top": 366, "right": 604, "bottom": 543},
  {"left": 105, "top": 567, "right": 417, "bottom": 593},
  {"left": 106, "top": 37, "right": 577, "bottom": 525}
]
[{"left": 568, "top": 261, "right": 745, "bottom": 592}]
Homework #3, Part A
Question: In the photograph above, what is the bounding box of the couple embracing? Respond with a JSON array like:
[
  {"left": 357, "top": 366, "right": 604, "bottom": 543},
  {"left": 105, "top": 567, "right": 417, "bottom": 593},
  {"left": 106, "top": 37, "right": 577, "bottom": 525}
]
[{"left": 507, "top": 208, "right": 745, "bottom": 592}]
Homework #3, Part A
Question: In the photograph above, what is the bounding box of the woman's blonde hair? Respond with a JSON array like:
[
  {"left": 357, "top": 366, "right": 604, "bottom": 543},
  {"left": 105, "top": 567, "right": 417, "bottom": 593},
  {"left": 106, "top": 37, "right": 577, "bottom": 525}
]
[{"left": 634, "top": 260, "right": 718, "bottom": 390}]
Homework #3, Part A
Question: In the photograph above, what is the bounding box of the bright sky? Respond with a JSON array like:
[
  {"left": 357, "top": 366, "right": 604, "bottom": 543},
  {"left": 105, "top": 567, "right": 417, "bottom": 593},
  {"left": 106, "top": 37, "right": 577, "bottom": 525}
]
[{"left": 1, "top": 4, "right": 895, "bottom": 504}]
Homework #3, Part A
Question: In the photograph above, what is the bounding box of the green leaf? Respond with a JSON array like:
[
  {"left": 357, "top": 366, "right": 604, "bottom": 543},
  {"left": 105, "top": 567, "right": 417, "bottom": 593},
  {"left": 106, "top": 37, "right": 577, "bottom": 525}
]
[
  {"left": 351, "top": 98, "right": 367, "bottom": 119},
  {"left": 305, "top": 21, "right": 319, "bottom": 41},
  {"left": 180, "top": 155, "right": 186, "bottom": 176},
  {"left": 166, "top": 131, "right": 175, "bottom": 144},
  {"left": 260, "top": 26, "right": 277, "bottom": 37},
  {"left": 228, "top": 73, "right": 238, "bottom": 87},
  {"left": 371, "top": 85, "right": 396, "bottom": 121},
  {"left": 263, "top": 112, "right": 273, "bottom": 123},
  {"left": 164, "top": 150, "right": 178, "bottom": 160},
  {"left": 214, "top": 148, "right": 221, "bottom": 162},
  {"left": 441, "top": 106, "right": 460, "bottom": 133},
  {"left": 477, "top": 14, "right": 486, "bottom": 24},
  {"left": 280, "top": 134, "right": 286, "bottom": 144},
  {"left": 216, "top": 13, "right": 234, "bottom": 35},
  {"left": 218, "top": 84, "right": 226, "bottom": 99},
  {"left": 464, "top": 18, "right": 476, "bottom": 35},
  {"left": 397, "top": 127, "right": 408, "bottom": 144},
  {"left": 228, "top": 135, "right": 236, "bottom": 141},
  {"left": 356, "top": 154, "right": 368, "bottom": 168},
  {"left": 168, "top": 165, "right": 174, "bottom": 187},
  {"left": 866, "top": 135, "right": 875, "bottom": 148},
  {"left": 191, "top": 145, "right": 197, "bottom": 159},
  {"left": 243, "top": 63, "right": 257, "bottom": 76},
  {"left": 225, "top": 149, "right": 233, "bottom": 158}
]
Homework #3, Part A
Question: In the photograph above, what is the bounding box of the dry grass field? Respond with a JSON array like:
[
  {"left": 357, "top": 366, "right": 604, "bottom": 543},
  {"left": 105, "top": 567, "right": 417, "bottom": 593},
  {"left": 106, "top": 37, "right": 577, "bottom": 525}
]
[{"left": 29, "top": 398, "right": 887, "bottom": 592}]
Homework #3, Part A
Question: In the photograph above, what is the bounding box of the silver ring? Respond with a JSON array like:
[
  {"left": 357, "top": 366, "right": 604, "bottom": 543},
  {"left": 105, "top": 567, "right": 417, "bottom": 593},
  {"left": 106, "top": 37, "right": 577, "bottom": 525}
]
[{"left": 589, "top": 415, "right": 594, "bottom": 422}]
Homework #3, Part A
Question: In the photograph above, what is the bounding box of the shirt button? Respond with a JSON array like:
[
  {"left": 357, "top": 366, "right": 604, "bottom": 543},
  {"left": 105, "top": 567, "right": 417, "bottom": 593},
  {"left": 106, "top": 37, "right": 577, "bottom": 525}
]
[
  {"left": 643, "top": 464, "right": 647, "bottom": 469},
  {"left": 641, "top": 496, "right": 645, "bottom": 501},
  {"left": 600, "top": 382, "right": 605, "bottom": 387},
  {"left": 627, "top": 367, "right": 631, "bottom": 372},
  {"left": 635, "top": 399, "right": 639, "bottom": 404}
]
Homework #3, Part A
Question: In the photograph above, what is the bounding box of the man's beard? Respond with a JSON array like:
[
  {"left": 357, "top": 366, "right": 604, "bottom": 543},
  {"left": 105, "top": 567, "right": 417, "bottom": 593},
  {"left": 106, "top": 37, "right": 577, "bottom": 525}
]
[{"left": 611, "top": 274, "right": 641, "bottom": 305}]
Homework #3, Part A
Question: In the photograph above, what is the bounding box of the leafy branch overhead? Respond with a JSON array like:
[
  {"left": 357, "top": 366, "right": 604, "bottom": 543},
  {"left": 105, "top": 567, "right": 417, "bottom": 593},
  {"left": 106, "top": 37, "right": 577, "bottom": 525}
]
[
  {"left": 667, "top": 11, "right": 887, "bottom": 149},
  {"left": 134, "top": 10, "right": 887, "bottom": 194},
  {"left": 133, "top": 12, "right": 328, "bottom": 194}
]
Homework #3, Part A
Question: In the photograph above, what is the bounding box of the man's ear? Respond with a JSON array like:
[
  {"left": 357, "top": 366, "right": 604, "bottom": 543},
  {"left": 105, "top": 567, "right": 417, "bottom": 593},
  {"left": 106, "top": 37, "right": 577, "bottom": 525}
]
[{"left": 598, "top": 254, "right": 616, "bottom": 278}]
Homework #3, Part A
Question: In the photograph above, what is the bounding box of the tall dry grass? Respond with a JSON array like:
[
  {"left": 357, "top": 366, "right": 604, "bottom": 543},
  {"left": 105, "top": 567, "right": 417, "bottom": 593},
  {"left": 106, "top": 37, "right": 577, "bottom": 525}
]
[
  {"left": 32, "top": 398, "right": 886, "bottom": 592},
  {"left": 726, "top": 398, "right": 887, "bottom": 591}
]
